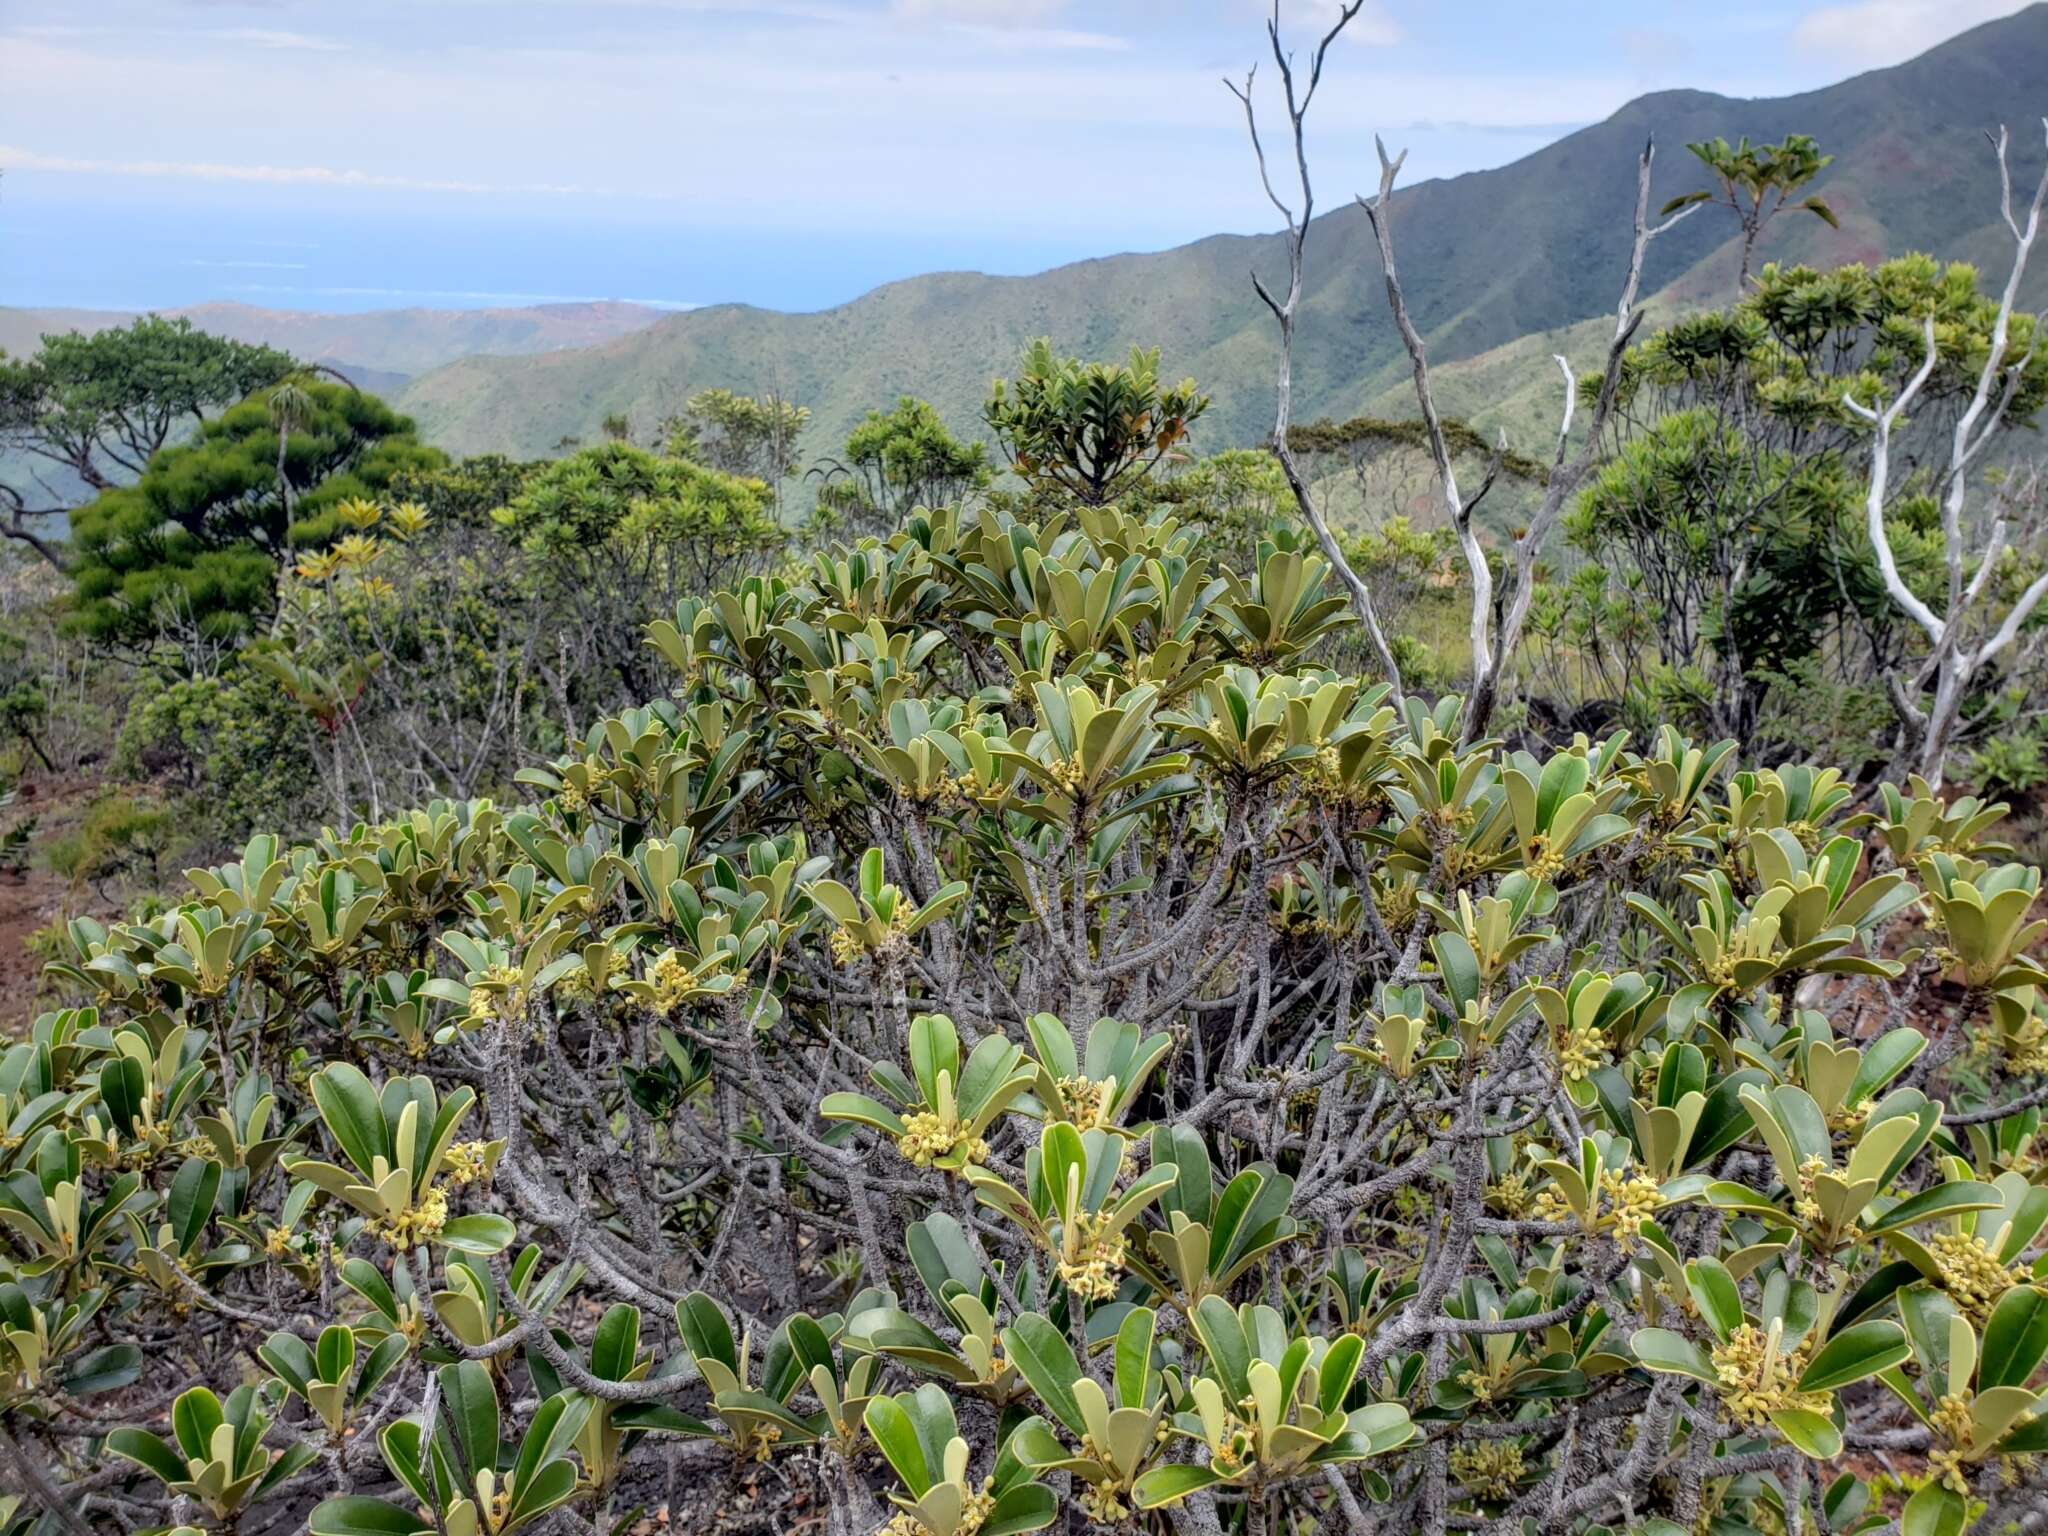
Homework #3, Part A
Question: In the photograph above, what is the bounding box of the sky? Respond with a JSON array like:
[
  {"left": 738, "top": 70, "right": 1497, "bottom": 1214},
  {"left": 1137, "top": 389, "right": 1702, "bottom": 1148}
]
[{"left": 0, "top": 0, "right": 2035, "bottom": 316}]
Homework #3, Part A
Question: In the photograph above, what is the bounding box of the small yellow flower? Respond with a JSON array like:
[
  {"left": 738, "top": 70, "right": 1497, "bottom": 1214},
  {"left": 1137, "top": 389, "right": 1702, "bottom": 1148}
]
[
  {"left": 895, "top": 1112, "right": 987, "bottom": 1170},
  {"left": 443, "top": 1140, "right": 492, "bottom": 1188},
  {"left": 1709, "top": 1324, "right": 1830, "bottom": 1430},
  {"left": 1056, "top": 1210, "right": 1128, "bottom": 1302},
  {"left": 1450, "top": 1440, "right": 1527, "bottom": 1500},
  {"left": 1929, "top": 1230, "right": 2023, "bottom": 1322},
  {"left": 366, "top": 1185, "right": 449, "bottom": 1250}
]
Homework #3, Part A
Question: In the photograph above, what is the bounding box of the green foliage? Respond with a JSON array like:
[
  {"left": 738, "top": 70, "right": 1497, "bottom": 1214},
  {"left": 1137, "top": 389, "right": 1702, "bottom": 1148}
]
[
  {"left": 811, "top": 396, "right": 989, "bottom": 537},
  {"left": 0, "top": 315, "right": 293, "bottom": 493},
  {"left": 13, "top": 474, "right": 2047, "bottom": 1528},
  {"left": 984, "top": 339, "right": 1209, "bottom": 506},
  {"left": 1662, "top": 134, "right": 1839, "bottom": 286},
  {"left": 1553, "top": 256, "right": 2045, "bottom": 748},
  {"left": 383, "top": 452, "right": 539, "bottom": 528},
  {"left": 116, "top": 654, "right": 322, "bottom": 833},
  {"left": 14, "top": 127, "right": 2048, "bottom": 1536},
  {"left": 42, "top": 790, "right": 181, "bottom": 895},
  {"left": 67, "top": 380, "right": 439, "bottom": 650},
  {"left": 663, "top": 387, "right": 810, "bottom": 486}
]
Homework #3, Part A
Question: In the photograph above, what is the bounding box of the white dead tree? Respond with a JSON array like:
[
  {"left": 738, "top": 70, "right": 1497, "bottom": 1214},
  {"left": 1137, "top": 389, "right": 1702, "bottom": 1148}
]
[
  {"left": 1358, "top": 138, "right": 1699, "bottom": 744},
  {"left": 1228, "top": 0, "right": 1407, "bottom": 694},
  {"left": 1233, "top": 0, "right": 1700, "bottom": 739},
  {"left": 1845, "top": 121, "right": 2048, "bottom": 785}
]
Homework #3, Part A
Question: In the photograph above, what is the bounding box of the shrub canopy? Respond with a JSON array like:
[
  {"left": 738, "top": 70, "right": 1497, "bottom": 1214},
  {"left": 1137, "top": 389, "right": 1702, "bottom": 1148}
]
[{"left": 7, "top": 489, "right": 2048, "bottom": 1536}]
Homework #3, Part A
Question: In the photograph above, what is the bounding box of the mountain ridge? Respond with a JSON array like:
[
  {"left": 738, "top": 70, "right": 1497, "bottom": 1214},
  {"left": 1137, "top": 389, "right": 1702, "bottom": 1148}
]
[
  {"left": 0, "top": 298, "right": 671, "bottom": 391},
  {"left": 392, "top": 4, "right": 2048, "bottom": 465}
]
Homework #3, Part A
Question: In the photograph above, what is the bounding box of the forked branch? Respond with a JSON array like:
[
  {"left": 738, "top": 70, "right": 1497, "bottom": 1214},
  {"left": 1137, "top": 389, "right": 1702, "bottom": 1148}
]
[
  {"left": 1844, "top": 118, "right": 2048, "bottom": 781},
  {"left": 1362, "top": 132, "right": 1699, "bottom": 742},
  {"left": 1229, "top": 0, "right": 1407, "bottom": 693}
]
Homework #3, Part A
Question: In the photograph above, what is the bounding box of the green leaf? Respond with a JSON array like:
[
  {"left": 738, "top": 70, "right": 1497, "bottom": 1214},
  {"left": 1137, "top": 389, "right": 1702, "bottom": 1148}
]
[
  {"left": 1191, "top": 1296, "right": 1253, "bottom": 1400},
  {"left": 1767, "top": 1407, "right": 1842, "bottom": 1459},
  {"left": 507, "top": 1453, "right": 580, "bottom": 1523},
  {"left": 1684, "top": 1259, "right": 1744, "bottom": 1341},
  {"left": 897, "top": 1382, "right": 958, "bottom": 1489},
  {"left": 1002, "top": 1314, "right": 1085, "bottom": 1436},
  {"left": 309, "top": 1496, "right": 434, "bottom": 1536},
  {"left": 1797, "top": 1320, "right": 1908, "bottom": 1392},
  {"left": 1979, "top": 1283, "right": 2048, "bottom": 1390},
  {"left": 1134, "top": 1463, "right": 1225, "bottom": 1508},
  {"left": 985, "top": 1483, "right": 1057, "bottom": 1535},
  {"left": 863, "top": 1394, "right": 932, "bottom": 1496},
  {"left": 440, "top": 1213, "right": 515, "bottom": 1254},
  {"left": 62, "top": 1343, "right": 142, "bottom": 1397},
  {"left": 311, "top": 1063, "right": 389, "bottom": 1179},
  {"left": 1901, "top": 1483, "right": 1969, "bottom": 1536},
  {"left": 1863, "top": 1181, "right": 2003, "bottom": 1237},
  {"left": 171, "top": 1385, "right": 225, "bottom": 1461},
  {"left": 1114, "top": 1306, "right": 1157, "bottom": 1411},
  {"left": 819, "top": 1093, "right": 908, "bottom": 1136},
  {"left": 591, "top": 1303, "right": 642, "bottom": 1383},
  {"left": 106, "top": 1427, "right": 186, "bottom": 1486},
  {"left": 167, "top": 1155, "right": 221, "bottom": 1253},
  {"left": 436, "top": 1359, "right": 500, "bottom": 1476},
  {"left": 1629, "top": 1328, "right": 1715, "bottom": 1383},
  {"left": 677, "top": 1292, "right": 737, "bottom": 1374},
  {"left": 1433, "top": 931, "right": 1481, "bottom": 1010}
]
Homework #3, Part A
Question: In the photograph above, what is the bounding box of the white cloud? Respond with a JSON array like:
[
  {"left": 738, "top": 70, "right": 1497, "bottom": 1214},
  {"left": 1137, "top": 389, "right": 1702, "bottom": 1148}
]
[
  {"left": 1788, "top": 0, "right": 2030, "bottom": 67},
  {"left": 1262, "top": 0, "right": 1401, "bottom": 48},
  {"left": 207, "top": 27, "right": 348, "bottom": 50},
  {"left": 0, "top": 144, "right": 592, "bottom": 196},
  {"left": 892, "top": 0, "right": 1069, "bottom": 24},
  {"left": 886, "top": 0, "right": 1124, "bottom": 48}
]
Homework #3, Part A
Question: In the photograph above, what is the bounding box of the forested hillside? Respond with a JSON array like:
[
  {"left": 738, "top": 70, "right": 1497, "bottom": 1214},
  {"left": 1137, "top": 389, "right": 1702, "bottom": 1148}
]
[{"left": 398, "top": 4, "right": 2048, "bottom": 460}]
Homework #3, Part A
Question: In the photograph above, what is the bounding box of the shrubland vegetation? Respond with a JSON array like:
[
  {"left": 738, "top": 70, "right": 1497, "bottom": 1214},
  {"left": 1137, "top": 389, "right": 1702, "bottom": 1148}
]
[{"left": 0, "top": 8, "right": 2046, "bottom": 1536}]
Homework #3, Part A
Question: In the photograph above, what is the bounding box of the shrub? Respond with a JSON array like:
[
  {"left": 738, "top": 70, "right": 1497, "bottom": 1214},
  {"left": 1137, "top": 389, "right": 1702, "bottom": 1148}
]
[{"left": 4, "top": 496, "right": 2047, "bottom": 1536}]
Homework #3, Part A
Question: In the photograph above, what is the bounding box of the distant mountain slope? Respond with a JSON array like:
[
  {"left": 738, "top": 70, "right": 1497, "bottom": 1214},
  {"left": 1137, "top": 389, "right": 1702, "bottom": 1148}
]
[
  {"left": 397, "top": 5, "right": 2048, "bottom": 466},
  {"left": 0, "top": 299, "right": 670, "bottom": 388}
]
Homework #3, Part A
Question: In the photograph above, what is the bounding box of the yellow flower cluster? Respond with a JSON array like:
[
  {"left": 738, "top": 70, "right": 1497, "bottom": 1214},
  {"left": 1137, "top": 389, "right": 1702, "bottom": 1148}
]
[
  {"left": 880, "top": 1476, "right": 996, "bottom": 1536},
  {"left": 1457, "top": 1367, "right": 1500, "bottom": 1405},
  {"left": 1297, "top": 744, "right": 1379, "bottom": 812},
  {"left": 829, "top": 903, "right": 918, "bottom": 967},
  {"left": 1486, "top": 1170, "right": 1534, "bottom": 1218},
  {"left": 465, "top": 965, "right": 530, "bottom": 1029},
  {"left": 443, "top": 1140, "right": 492, "bottom": 1187},
  {"left": 1076, "top": 1477, "right": 1130, "bottom": 1524},
  {"left": 1708, "top": 1325, "right": 1830, "bottom": 1428},
  {"left": 647, "top": 950, "right": 704, "bottom": 1015},
  {"left": 1055, "top": 1074, "right": 1106, "bottom": 1125},
  {"left": 1926, "top": 1392, "right": 1976, "bottom": 1493},
  {"left": 1041, "top": 752, "right": 1090, "bottom": 797},
  {"left": 1449, "top": 1439, "right": 1527, "bottom": 1500},
  {"left": 1208, "top": 1399, "right": 1259, "bottom": 1473},
  {"left": 2003, "top": 1014, "right": 2048, "bottom": 1075},
  {"left": 263, "top": 1225, "right": 297, "bottom": 1260},
  {"left": 1056, "top": 1211, "right": 1129, "bottom": 1302},
  {"left": 895, "top": 1112, "right": 987, "bottom": 1170},
  {"left": 1598, "top": 1167, "right": 1663, "bottom": 1247},
  {"left": 1929, "top": 1230, "right": 2023, "bottom": 1321},
  {"left": 1522, "top": 834, "right": 1568, "bottom": 883},
  {"left": 367, "top": 1185, "right": 449, "bottom": 1250},
  {"left": 1792, "top": 1155, "right": 1830, "bottom": 1226},
  {"left": 1558, "top": 1020, "right": 1607, "bottom": 1082}
]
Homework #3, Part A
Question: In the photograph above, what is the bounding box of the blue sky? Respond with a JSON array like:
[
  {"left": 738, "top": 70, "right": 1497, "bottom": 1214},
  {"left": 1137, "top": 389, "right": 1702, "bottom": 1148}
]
[{"left": 0, "top": 0, "right": 2031, "bottom": 314}]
